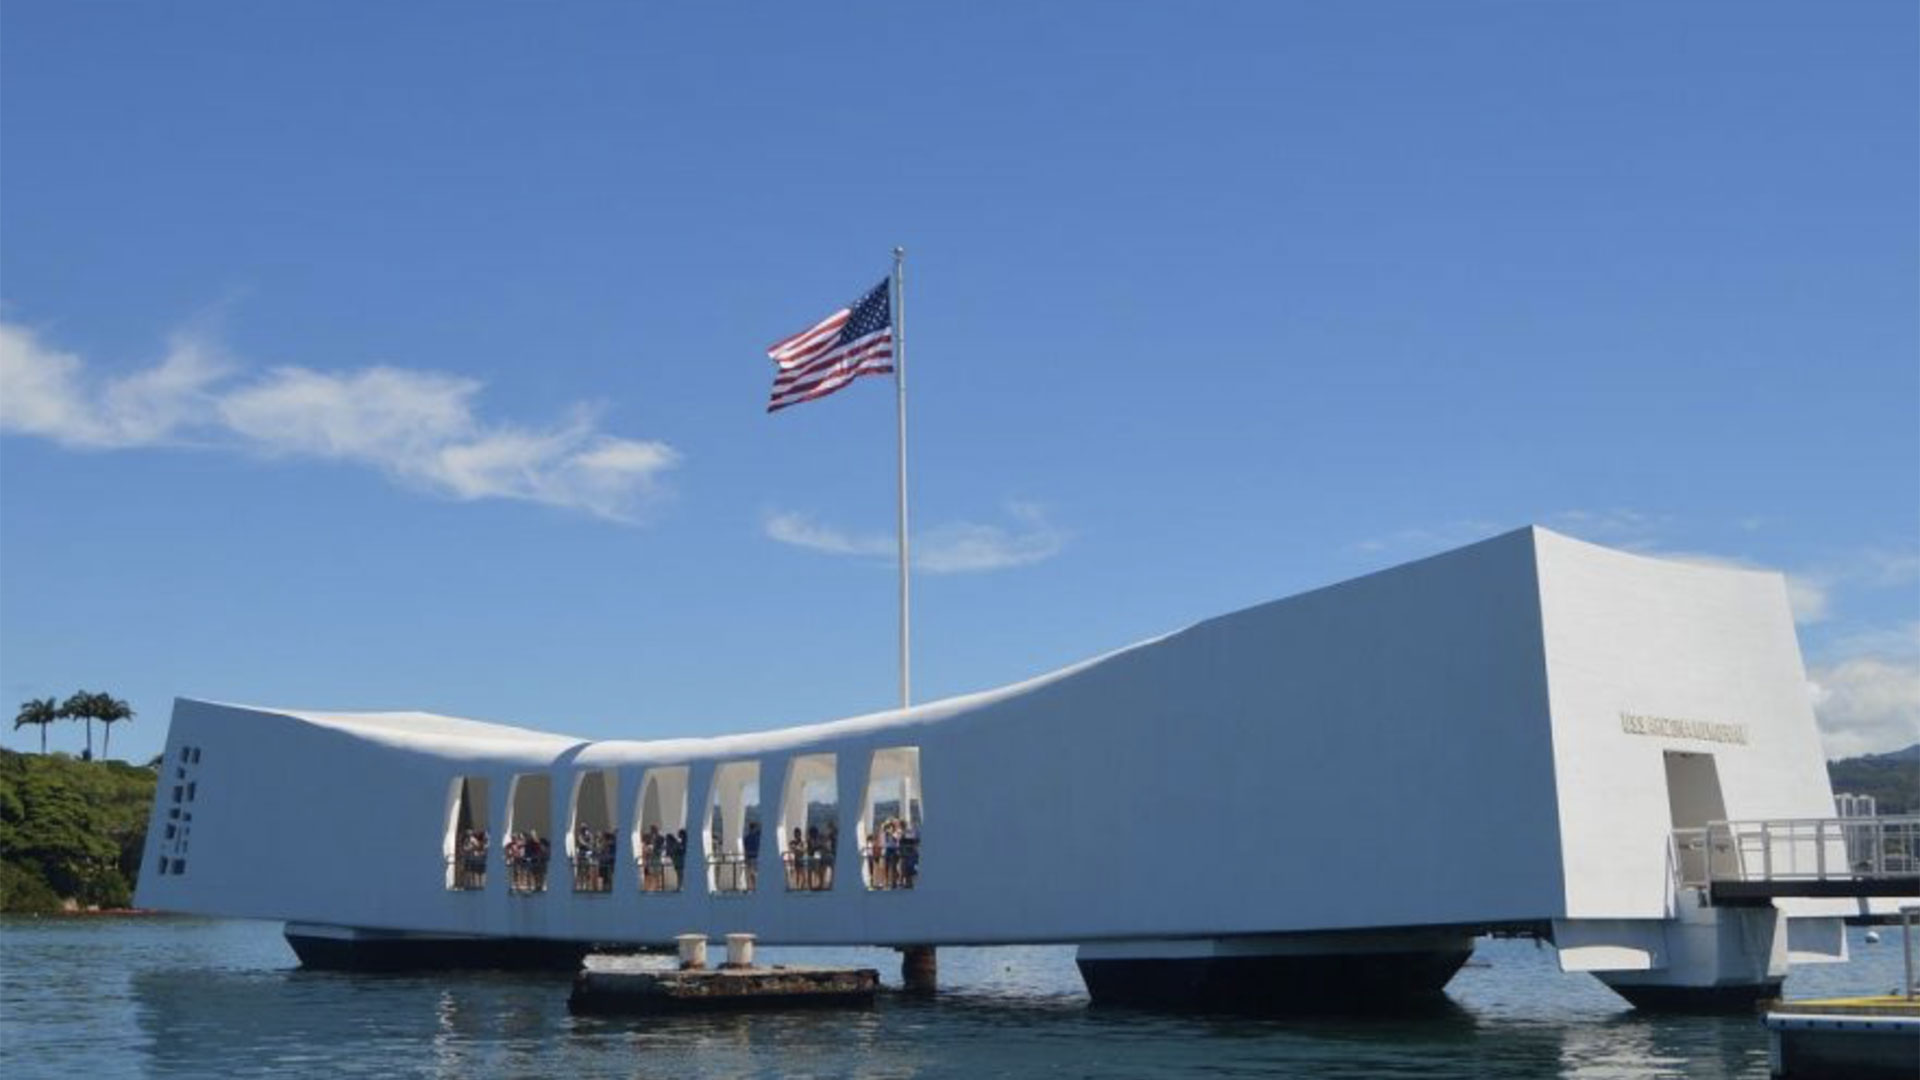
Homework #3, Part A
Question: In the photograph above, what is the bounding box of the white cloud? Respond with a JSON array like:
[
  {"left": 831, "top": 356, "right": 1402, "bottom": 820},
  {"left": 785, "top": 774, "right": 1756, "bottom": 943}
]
[
  {"left": 219, "top": 366, "right": 480, "bottom": 463},
  {"left": 1350, "top": 519, "right": 1503, "bottom": 555},
  {"left": 0, "top": 323, "right": 229, "bottom": 447},
  {"left": 0, "top": 319, "right": 678, "bottom": 522},
  {"left": 765, "top": 503, "right": 1068, "bottom": 574},
  {"left": 916, "top": 502, "right": 1068, "bottom": 573},
  {"left": 1784, "top": 577, "right": 1833, "bottom": 624},
  {"left": 1352, "top": 510, "right": 1866, "bottom": 626},
  {"left": 1549, "top": 507, "right": 1670, "bottom": 544},
  {"left": 1808, "top": 652, "right": 1920, "bottom": 760},
  {"left": 764, "top": 511, "right": 894, "bottom": 559},
  {"left": 1658, "top": 551, "right": 1832, "bottom": 625},
  {"left": 1859, "top": 549, "right": 1920, "bottom": 589}
]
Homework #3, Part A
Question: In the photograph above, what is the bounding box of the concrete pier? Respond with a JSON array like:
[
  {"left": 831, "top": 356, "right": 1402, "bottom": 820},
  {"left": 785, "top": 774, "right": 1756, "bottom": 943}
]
[
  {"left": 1765, "top": 997, "right": 1920, "bottom": 1080},
  {"left": 569, "top": 954, "right": 879, "bottom": 1015}
]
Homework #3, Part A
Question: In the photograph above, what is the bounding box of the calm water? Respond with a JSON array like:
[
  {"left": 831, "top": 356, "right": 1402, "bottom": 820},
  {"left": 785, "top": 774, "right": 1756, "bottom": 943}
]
[{"left": 0, "top": 918, "right": 1909, "bottom": 1078}]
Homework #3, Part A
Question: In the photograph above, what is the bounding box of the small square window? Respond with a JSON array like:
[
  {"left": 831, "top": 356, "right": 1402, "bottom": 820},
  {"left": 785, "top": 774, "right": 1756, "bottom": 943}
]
[
  {"left": 172, "top": 786, "right": 183, "bottom": 803},
  {"left": 191, "top": 748, "right": 202, "bottom": 764},
  {"left": 164, "top": 824, "right": 176, "bottom": 840},
  {"left": 179, "top": 747, "right": 190, "bottom": 762},
  {"left": 187, "top": 782, "right": 196, "bottom": 802}
]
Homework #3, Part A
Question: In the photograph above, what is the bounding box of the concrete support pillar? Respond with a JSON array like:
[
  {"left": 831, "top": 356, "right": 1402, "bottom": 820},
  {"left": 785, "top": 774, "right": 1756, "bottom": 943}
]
[
  {"left": 1591, "top": 904, "right": 1790, "bottom": 1012},
  {"left": 899, "top": 945, "right": 937, "bottom": 994}
]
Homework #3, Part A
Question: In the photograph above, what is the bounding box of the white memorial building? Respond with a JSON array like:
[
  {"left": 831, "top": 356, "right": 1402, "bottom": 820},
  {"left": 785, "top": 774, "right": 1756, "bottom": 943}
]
[{"left": 137, "top": 526, "right": 1905, "bottom": 1010}]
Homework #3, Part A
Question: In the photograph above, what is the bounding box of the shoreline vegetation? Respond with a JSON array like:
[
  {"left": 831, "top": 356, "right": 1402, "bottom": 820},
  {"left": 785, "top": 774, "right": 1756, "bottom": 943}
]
[
  {"left": 1, "top": 747, "right": 156, "bottom": 915},
  {"left": 0, "top": 740, "right": 1912, "bottom": 917}
]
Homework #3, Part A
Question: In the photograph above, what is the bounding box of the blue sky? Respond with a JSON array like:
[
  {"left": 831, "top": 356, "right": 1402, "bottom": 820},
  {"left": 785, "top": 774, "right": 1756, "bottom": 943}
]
[{"left": 2, "top": 2, "right": 1914, "bottom": 765}]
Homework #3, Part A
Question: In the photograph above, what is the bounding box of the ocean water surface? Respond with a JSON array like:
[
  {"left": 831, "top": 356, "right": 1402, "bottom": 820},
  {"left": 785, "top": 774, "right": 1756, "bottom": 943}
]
[{"left": 0, "top": 917, "right": 1909, "bottom": 1078}]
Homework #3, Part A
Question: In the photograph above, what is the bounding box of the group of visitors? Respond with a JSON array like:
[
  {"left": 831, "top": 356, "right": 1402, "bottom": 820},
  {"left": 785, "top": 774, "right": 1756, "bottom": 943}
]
[
  {"left": 504, "top": 831, "right": 551, "bottom": 893},
  {"left": 453, "top": 828, "right": 489, "bottom": 890},
  {"left": 638, "top": 825, "right": 689, "bottom": 892},
  {"left": 867, "top": 817, "right": 919, "bottom": 890},
  {"left": 572, "top": 823, "right": 618, "bottom": 892},
  {"left": 785, "top": 822, "right": 839, "bottom": 891},
  {"left": 454, "top": 814, "right": 921, "bottom": 895}
]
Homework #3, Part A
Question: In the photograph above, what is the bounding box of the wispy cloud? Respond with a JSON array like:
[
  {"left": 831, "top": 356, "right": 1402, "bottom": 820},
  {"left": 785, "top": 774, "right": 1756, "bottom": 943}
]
[
  {"left": 1655, "top": 551, "right": 1833, "bottom": 625},
  {"left": 1547, "top": 507, "right": 1673, "bottom": 546},
  {"left": 764, "top": 510, "right": 895, "bottom": 560},
  {"left": 1358, "top": 509, "right": 1919, "bottom": 755},
  {"left": 1350, "top": 519, "right": 1504, "bottom": 555},
  {"left": 0, "top": 323, "right": 231, "bottom": 448},
  {"left": 765, "top": 502, "right": 1068, "bottom": 574},
  {"left": 1359, "top": 508, "right": 1920, "bottom": 630},
  {"left": 0, "top": 319, "right": 678, "bottom": 522},
  {"left": 1807, "top": 623, "right": 1920, "bottom": 759}
]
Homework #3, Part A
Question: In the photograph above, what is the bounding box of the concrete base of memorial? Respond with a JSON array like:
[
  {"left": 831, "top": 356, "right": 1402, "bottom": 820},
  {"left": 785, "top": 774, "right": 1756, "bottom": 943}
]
[
  {"left": 1074, "top": 932, "right": 1475, "bottom": 1012},
  {"left": 283, "top": 922, "right": 591, "bottom": 972}
]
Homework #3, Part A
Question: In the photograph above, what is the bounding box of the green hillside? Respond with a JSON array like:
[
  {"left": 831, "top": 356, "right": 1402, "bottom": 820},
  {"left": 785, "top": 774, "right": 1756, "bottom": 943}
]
[
  {"left": 1827, "top": 743, "right": 1920, "bottom": 815},
  {"left": 0, "top": 749, "right": 157, "bottom": 914}
]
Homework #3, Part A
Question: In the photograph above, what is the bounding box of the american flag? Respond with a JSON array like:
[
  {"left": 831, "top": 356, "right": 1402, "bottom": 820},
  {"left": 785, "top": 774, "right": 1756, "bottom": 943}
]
[{"left": 765, "top": 279, "right": 895, "bottom": 413}]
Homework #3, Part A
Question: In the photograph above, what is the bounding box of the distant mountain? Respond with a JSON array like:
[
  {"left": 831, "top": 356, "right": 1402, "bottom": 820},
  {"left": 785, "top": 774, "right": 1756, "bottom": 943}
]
[{"left": 1828, "top": 743, "right": 1920, "bottom": 814}]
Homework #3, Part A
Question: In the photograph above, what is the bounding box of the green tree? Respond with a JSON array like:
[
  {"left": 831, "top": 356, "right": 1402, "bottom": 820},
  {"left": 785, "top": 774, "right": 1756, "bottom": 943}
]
[
  {"left": 95, "top": 694, "right": 134, "bottom": 760},
  {"left": 12, "top": 697, "right": 59, "bottom": 754},
  {"left": 59, "top": 691, "right": 98, "bottom": 760},
  {"left": 1, "top": 748, "right": 155, "bottom": 911}
]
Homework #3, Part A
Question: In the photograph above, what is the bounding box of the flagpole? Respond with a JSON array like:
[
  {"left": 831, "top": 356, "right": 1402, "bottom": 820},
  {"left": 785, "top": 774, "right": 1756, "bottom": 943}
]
[{"left": 892, "top": 246, "right": 911, "bottom": 710}]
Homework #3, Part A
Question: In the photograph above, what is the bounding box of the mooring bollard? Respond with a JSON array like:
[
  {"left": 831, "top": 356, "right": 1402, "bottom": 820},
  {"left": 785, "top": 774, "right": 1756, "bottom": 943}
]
[
  {"left": 676, "top": 934, "right": 709, "bottom": 970},
  {"left": 725, "top": 933, "right": 757, "bottom": 969}
]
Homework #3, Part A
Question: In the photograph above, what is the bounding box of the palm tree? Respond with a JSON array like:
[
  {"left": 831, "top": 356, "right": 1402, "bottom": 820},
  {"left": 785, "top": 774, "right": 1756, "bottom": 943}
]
[
  {"left": 60, "top": 690, "right": 97, "bottom": 760},
  {"left": 96, "top": 694, "right": 134, "bottom": 759},
  {"left": 13, "top": 697, "right": 59, "bottom": 753}
]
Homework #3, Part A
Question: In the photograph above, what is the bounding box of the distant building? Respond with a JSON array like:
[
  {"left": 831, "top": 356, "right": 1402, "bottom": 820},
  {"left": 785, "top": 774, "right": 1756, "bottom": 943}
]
[
  {"left": 1834, "top": 793, "right": 1879, "bottom": 870},
  {"left": 1835, "top": 792, "right": 1877, "bottom": 818}
]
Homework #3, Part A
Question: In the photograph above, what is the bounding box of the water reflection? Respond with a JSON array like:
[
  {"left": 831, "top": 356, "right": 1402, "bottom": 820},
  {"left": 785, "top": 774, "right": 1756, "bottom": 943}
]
[
  {"left": 1555, "top": 1012, "right": 1769, "bottom": 1080},
  {"left": 10, "top": 920, "right": 1898, "bottom": 1080}
]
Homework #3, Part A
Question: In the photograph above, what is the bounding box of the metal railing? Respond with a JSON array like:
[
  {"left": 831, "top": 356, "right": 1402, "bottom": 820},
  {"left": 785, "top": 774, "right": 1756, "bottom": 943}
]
[
  {"left": 1904, "top": 905, "right": 1917, "bottom": 1000},
  {"left": 570, "top": 855, "right": 615, "bottom": 894},
  {"left": 864, "top": 840, "right": 921, "bottom": 891},
  {"left": 506, "top": 854, "right": 549, "bottom": 895},
  {"left": 446, "top": 855, "right": 487, "bottom": 891},
  {"left": 636, "top": 853, "right": 685, "bottom": 893},
  {"left": 783, "top": 849, "right": 836, "bottom": 892},
  {"left": 1673, "top": 816, "right": 1919, "bottom": 888},
  {"left": 708, "top": 852, "right": 758, "bottom": 894}
]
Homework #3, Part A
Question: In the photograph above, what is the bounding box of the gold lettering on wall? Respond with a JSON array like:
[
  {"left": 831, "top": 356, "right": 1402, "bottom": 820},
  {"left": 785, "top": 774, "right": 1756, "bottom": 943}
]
[{"left": 1618, "top": 711, "right": 1750, "bottom": 745}]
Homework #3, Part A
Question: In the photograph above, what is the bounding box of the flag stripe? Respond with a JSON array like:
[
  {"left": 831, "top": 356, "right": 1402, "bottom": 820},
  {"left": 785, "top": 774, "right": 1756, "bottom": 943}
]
[
  {"left": 764, "top": 279, "right": 894, "bottom": 413},
  {"left": 768, "top": 358, "right": 893, "bottom": 411},
  {"left": 770, "top": 332, "right": 893, "bottom": 394},
  {"left": 769, "top": 361, "right": 895, "bottom": 413},
  {"left": 770, "top": 346, "right": 893, "bottom": 401},
  {"left": 767, "top": 309, "right": 849, "bottom": 355},
  {"left": 768, "top": 313, "right": 850, "bottom": 364},
  {"left": 768, "top": 344, "right": 894, "bottom": 409}
]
